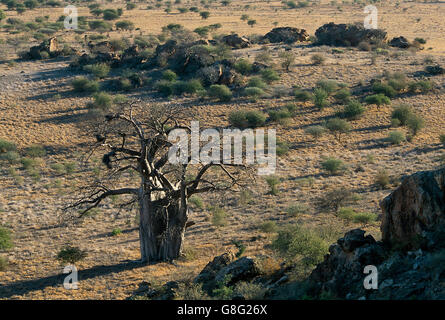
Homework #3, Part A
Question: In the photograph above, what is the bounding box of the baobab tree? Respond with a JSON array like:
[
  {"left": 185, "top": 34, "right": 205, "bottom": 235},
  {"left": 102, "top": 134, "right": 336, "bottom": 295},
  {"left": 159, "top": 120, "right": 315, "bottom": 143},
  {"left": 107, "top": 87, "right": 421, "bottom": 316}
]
[{"left": 68, "top": 102, "right": 250, "bottom": 263}]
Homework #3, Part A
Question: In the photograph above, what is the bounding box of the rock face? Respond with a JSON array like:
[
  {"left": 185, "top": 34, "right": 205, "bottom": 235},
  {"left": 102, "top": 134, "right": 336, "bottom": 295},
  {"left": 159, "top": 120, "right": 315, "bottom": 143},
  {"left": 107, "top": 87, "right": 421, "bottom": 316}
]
[
  {"left": 380, "top": 168, "right": 445, "bottom": 246},
  {"left": 307, "top": 168, "right": 445, "bottom": 300},
  {"left": 389, "top": 36, "right": 411, "bottom": 48},
  {"left": 308, "top": 229, "right": 387, "bottom": 298},
  {"left": 26, "top": 38, "right": 63, "bottom": 59},
  {"left": 222, "top": 34, "right": 251, "bottom": 49},
  {"left": 315, "top": 22, "right": 387, "bottom": 47},
  {"left": 263, "top": 27, "right": 309, "bottom": 44}
]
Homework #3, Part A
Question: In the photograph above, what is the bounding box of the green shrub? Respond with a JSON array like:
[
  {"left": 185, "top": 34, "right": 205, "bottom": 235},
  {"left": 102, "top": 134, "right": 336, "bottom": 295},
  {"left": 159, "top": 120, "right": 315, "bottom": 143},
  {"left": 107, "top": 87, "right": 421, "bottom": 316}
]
[
  {"left": 208, "top": 85, "right": 232, "bottom": 102},
  {"left": 162, "top": 69, "right": 177, "bottom": 82},
  {"left": 286, "top": 203, "right": 309, "bottom": 217},
  {"left": 56, "top": 246, "right": 87, "bottom": 265},
  {"left": 271, "top": 225, "right": 329, "bottom": 267},
  {"left": 265, "top": 176, "right": 280, "bottom": 195},
  {"left": 316, "top": 79, "right": 340, "bottom": 95},
  {"left": 294, "top": 89, "right": 313, "bottom": 102},
  {"left": 337, "top": 207, "right": 376, "bottom": 224},
  {"left": 83, "top": 63, "right": 110, "bottom": 79},
  {"left": 115, "top": 20, "right": 135, "bottom": 31},
  {"left": 0, "top": 256, "right": 7, "bottom": 271},
  {"left": 111, "top": 228, "right": 122, "bottom": 236},
  {"left": 313, "top": 88, "right": 329, "bottom": 109},
  {"left": 91, "top": 92, "right": 112, "bottom": 110},
  {"left": 339, "top": 100, "right": 365, "bottom": 120},
  {"left": 305, "top": 126, "right": 326, "bottom": 140},
  {"left": 234, "top": 59, "right": 253, "bottom": 75},
  {"left": 391, "top": 104, "right": 414, "bottom": 126},
  {"left": 189, "top": 195, "right": 204, "bottom": 209},
  {"left": 268, "top": 108, "right": 291, "bottom": 122},
  {"left": 0, "top": 227, "right": 13, "bottom": 250},
  {"left": 174, "top": 79, "right": 204, "bottom": 95},
  {"left": 406, "top": 114, "right": 425, "bottom": 136},
  {"left": 0, "top": 139, "right": 17, "bottom": 153},
  {"left": 321, "top": 157, "right": 346, "bottom": 175},
  {"left": 311, "top": 54, "right": 325, "bottom": 65},
  {"left": 326, "top": 118, "right": 351, "bottom": 142},
  {"left": 372, "top": 82, "right": 397, "bottom": 98},
  {"left": 244, "top": 87, "right": 265, "bottom": 101},
  {"left": 440, "top": 134, "right": 445, "bottom": 146},
  {"left": 211, "top": 207, "right": 227, "bottom": 227},
  {"left": 260, "top": 69, "right": 279, "bottom": 83},
  {"left": 364, "top": 93, "right": 391, "bottom": 106},
  {"left": 260, "top": 221, "right": 278, "bottom": 233},
  {"left": 72, "top": 77, "right": 99, "bottom": 93},
  {"left": 375, "top": 170, "right": 390, "bottom": 189},
  {"left": 387, "top": 130, "right": 406, "bottom": 144},
  {"left": 88, "top": 20, "right": 112, "bottom": 31},
  {"left": 24, "top": 144, "right": 46, "bottom": 158},
  {"left": 0, "top": 151, "right": 20, "bottom": 164},
  {"left": 248, "top": 77, "right": 267, "bottom": 89},
  {"left": 276, "top": 139, "right": 290, "bottom": 156},
  {"left": 333, "top": 88, "right": 351, "bottom": 103},
  {"left": 103, "top": 9, "right": 119, "bottom": 20},
  {"left": 228, "top": 110, "right": 266, "bottom": 128},
  {"left": 156, "top": 80, "right": 175, "bottom": 97},
  {"left": 408, "top": 80, "right": 433, "bottom": 94}
]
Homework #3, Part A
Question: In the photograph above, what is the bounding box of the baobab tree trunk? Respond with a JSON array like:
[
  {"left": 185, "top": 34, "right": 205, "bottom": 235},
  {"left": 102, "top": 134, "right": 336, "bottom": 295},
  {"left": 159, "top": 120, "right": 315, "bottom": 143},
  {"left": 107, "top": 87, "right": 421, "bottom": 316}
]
[{"left": 138, "top": 189, "right": 188, "bottom": 263}]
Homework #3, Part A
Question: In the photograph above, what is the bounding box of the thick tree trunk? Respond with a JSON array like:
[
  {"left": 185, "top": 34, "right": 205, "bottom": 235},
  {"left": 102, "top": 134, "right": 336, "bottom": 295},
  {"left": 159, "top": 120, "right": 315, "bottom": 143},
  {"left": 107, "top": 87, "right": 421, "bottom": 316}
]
[{"left": 138, "top": 190, "right": 188, "bottom": 263}]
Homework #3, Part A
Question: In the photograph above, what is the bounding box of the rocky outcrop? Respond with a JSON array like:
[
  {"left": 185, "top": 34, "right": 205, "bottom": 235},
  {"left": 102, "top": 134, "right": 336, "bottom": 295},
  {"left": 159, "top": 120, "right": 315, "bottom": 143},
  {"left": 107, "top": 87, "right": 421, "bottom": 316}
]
[
  {"left": 306, "top": 168, "right": 445, "bottom": 300},
  {"left": 380, "top": 168, "right": 445, "bottom": 247},
  {"left": 25, "top": 38, "right": 63, "bottom": 59},
  {"left": 222, "top": 34, "right": 251, "bottom": 49},
  {"left": 389, "top": 36, "right": 411, "bottom": 49},
  {"left": 263, "top": 27, "right": 309, "bottom": 44},
  {"left": 315, "top": 22, "right": 387, "bottom": 47}
]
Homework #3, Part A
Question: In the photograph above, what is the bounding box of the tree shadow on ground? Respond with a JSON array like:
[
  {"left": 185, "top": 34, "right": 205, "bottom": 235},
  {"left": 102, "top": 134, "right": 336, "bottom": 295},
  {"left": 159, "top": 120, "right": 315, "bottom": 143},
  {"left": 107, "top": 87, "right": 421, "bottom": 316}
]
[{"left": 0, "top": 260, "right": 145, "bottom": 299}]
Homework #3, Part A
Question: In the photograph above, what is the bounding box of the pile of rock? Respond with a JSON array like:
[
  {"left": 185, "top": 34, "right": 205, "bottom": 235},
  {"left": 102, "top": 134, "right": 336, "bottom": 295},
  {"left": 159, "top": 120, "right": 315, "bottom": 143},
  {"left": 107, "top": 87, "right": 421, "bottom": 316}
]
[
  {"left": 263, "top": 27, "right": 309, "bottom": 44},
  {"left": 315, "top": 22, "right": 387, "bottom": 47},
  {"left": 23, "top": 38, "right": 63, "bottom": 60}
]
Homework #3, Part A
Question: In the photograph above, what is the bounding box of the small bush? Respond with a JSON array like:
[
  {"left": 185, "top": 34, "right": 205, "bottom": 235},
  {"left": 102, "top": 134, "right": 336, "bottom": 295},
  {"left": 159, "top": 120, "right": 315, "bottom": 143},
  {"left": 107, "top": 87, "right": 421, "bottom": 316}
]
[
  {"left": 408, "top": 80, "right": 433, "bottom": 94},
  {"left": 311, "top": 54, "right": 325, "bottom": 65},
  {"left": 244, "top": 87, "right": 265, "bottom": 101},
  {"left": 0, "top": 256, "right": 7, "bottom": 271},
  {"left": 211, "top": 207, "right": 227, "bottom": 227},
  {"left": 156, "top": 80, "right": 175, "bottom": 97},
  {"left": 174, "top": 79, "right": 204, "bottom": 95},
  {"left": 364, "top": 93, "right": 391, "bottom": 106},
  {"left": 286, "top": 203, "right": 309, "bottom": 217},
  {"left": 265, "top": 176, "right": 280, "bottom": 195},
  {"left": 305, "top": 126, "right": 326, "bottom": 140},
  {"left": 271, "top": 225, "right": 329, "bottom": 268},
  {"left": 0, "top": 139, "right": 17, "bottom": 153},
  {"left": 208, "top": 85, "right": 232, "bottom": 102},
  {"left": 391, "top": 104, "right": 414, "bottom": 126},
  {"left": 387, "top": 130, "right": 406, "bottom": 145},
  {"left": 313, "top": 88, "right": 329, "bottom": 109},
  {"left": 228, "top": 110, "right": 266, "bottom": 128},
  {"left": 440, "top": 134, "right": 445, "bottom": 146},
  {"left": 321, "top": 157, "right": 346, "bottom": 175},
  {"left": 248, "top": 77, "right": 267, "bottom": 89},
  {"left": 0, "top": 227, "right": 13, "bottom": 250},
  {"left": 162, "top": 69, "right": 177, "bottom": 82},
  {"left": 189, "top": 195, "right": 204, "bottom": 209},
  {"left": 111, "top": 228, "right": 122, "bottom": 236},
  {"left": 115, "top": 20, "right": 135, "bottom": 31},
  {"left": 234, "top": 59, "right": 253, "bottom": 75},
  {"left": 316, "top": 79, "right": 340, "bottom": 95},
  {"left": 0, "top": 151, "right": 20, "bottom": 164},
  {"left": 325, "top": 118, "right": 351, "bottom": 142},
  {"left": 56, "top": 246, "right": 87, "bottom": 265},
  {"left": 339, "top": 100, "right": 365, "bottom": 120},
  {"left": 372, "top": 82, "right": 397, "bottom": 98},
  {"left": 375, "top": 170, "right": 390, "bottom": 189},
  {"left": 72, "top": 77, "right": 99, "bottom": 93},
  {"left": 406, "top": 114, "right": 425, "bottom": 136},
  {"left": 337, "top": 207, "right": 376, "bottom": 224},
  {"left": 91, "top": 92, "right": 112, "bottom": 111},
  {"left": 260, "top": 69, "right": 280, "bottom": 83},
  {"left": 260, "top": 221, "right": 278, "bottom": 233},
  {"left": 294, "top": 89, "right": 312, "bottom": 102},
  {"left": 268, "top": 108, "right": 291, "bottom": 122},
  {"left": 317, "top": 189, "right": 357, "bottom": 213},
  {"left": 333, "top": 88, "right": 351, "bottom": 104},
  {"left": 83, "top": 63, "right": 110, "bottom": 79}
]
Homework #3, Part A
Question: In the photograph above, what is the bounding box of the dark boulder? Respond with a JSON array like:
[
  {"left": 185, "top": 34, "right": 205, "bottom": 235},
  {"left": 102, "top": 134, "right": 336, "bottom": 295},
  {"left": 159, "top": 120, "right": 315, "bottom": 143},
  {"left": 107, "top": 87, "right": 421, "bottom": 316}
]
[
  {"left": 222, "top": 34, "right": 251, "bottom": 49},
  {"left": 315, "top": 22, "right": 387, "bottom": 47},
  {"left": 389, "top": 36, "right": 411, "bottom": 48},
  {"left": 263, "top": 27, "right": 309, "bottom": 44}
]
